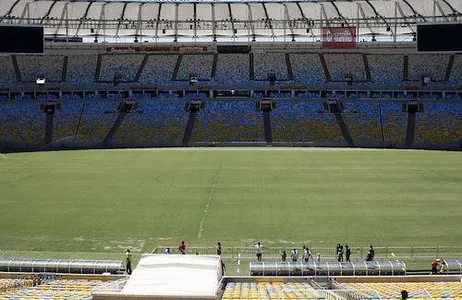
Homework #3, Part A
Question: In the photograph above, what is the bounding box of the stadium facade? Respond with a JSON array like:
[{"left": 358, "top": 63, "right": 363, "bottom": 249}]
[{"left": 0, "top": 0, "right": 460, "bottom": 151}]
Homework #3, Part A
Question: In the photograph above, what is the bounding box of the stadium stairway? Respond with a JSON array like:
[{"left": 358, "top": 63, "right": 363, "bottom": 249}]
[
  {"left": 262, "top": 111, "right": 273, "bottom": 144},
  {"left": 62, "top": 56, "right": 69, "bottom": 82},
  {"left": 445, "top": 54, "right": 455, "bottom": 82},
  {"left": 95, "top": 54, "right": 103, "bottom": 82},
  {"left": 211, "top": 53, "right": 218, "bottom": 79},
  {"left": 363, "top": 54, "right": 372, "bottom": 81},
  {"left": 172, "top": 54, "right": 183, "bottom": 81},
  {"left": 319, "top": 53, "right": 331, "bottom": 82},
  {"left": 44, "top": 111, "right": 54, "bottom": 145},
  {"left": 405, "top": 112, "right": 416, "bottom": 148},
  {"left": 285, "top": 53, "right": 294, "bottom": 81},
  {"left": 403, "top": 55, "right": 409, "bottom": 82},
  {"left": 249, "top": 53, "right": 255, "bottom": 81},
  {"left": 11, "top": 55, "right": 21, "bottom": 82},
  {"left": 182, "top": 111, "right": 197, "bottom": 146},
  {"left": 134, "top": 55, "right": 149, "bottom": 82},
  {"left": 334, "top": 113, "right": 354, "bottom": 147},
  {"left": 103, "top": 112, "right": 127, "bottom": 146}
]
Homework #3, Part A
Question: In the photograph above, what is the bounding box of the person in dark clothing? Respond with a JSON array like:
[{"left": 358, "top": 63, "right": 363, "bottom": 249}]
[
  {"left": 220, "top": 259, "right": 226, "bottom": 276},
  {"left": 401, "top": 290, "right": 408, "bottom": 299},
  {"left": 345, "top": 245, "right": 351, "bottom": 262},
  {"left": 337, "top": 243, "right": 344, "bottom": 262},
  {"left": 366, "top": 245, "right": 375, "bottom": 261},
  {"left": 281, "top": 250, "right": 287, "bottom": 262},
  {"left": 125, "top": 249, "right": 132, "bottom": 275},
  {"left": 369, "top": 245, "right": 375, "bottom": 260},
  {"left": 216, "top": 242, "right": 222, "bottom": 256}
]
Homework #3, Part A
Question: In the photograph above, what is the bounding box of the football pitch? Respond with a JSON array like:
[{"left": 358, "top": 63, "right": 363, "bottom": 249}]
[{"left": 0, "top": 148, "right": 461, "bottom": 271}]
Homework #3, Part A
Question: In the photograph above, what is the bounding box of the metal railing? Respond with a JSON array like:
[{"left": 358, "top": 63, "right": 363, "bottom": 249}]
[{"left": 152, "top": 245, "right": 462, "bottom": 261}]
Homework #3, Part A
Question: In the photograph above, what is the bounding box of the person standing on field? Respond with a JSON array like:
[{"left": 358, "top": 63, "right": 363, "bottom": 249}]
[
  {"left": 179, "top": 241, "right": 187, "bottom": 254},
  {"left": 255, "top": 242, "right": 263, "bottom": 261},
  {"left": 291, "top": 249, "right": 298, "bottom": 262},
  {"left": 125, "top": 249, "right": 132, "bottom": 275},
  {"left": 303, "top": 246, "right": 312, "bottom": 262},
  {"left": 220, "top": 259, "right": 226, "bottom": 276},
  {"left": 216, "top": 242, "right": 222, "bottom": 256},
  {"left": 281, "top": 250, "right": 287, "bottom": 262},
  {"left": 345, "top": 245, "right": 351, "bottom": 262}
]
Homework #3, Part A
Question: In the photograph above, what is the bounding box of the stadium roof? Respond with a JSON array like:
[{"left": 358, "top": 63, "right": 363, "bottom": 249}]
[{"left": 0, "top": 0, "right": 460, "bottom": 40}]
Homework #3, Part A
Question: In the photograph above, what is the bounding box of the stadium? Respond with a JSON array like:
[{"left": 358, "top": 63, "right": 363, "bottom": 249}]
[{"left": 0, "top": 0, "right": 461, "bottom": 299}]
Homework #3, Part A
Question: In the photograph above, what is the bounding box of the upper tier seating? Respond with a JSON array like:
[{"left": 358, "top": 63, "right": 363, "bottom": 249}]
[
  {"left": 16, "top": 55, "right": 65, "bottom": 83},
  {"left": 177, "top": 54, "right": 214, "bottom": 81},
  {"left": 67, "top": 55, "right": 98, "bottom": 87},
  {"left": 324, "top": 53, "right": 366, "bottom": 82},
  {"left": 408, "top": 54, "right": 450, "bottom": 82},
  {"left": 289, "top": 53, "right": 326, "bottom": 85},
  {"left": 99, "top": 54, "right": 145, "bottom": 82},
  {"left": 138, "top": 55, "right": 178, "bottom": 86},
  {"left": 0, "top": 56, "right": 17, "bottom": 86},
  {"left": 368, "top": 54, "right": 403, "bottom": 87},
  {"left": 214, "top": 54, "right": 250, "bottom": 86},
  {"left": 253, "top": 53, "right": 289, "bottom": 81}
]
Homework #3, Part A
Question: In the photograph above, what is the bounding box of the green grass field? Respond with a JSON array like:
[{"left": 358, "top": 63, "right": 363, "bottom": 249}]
[{"left": 0, "top": 148, "right": 461, "bottom": 272}]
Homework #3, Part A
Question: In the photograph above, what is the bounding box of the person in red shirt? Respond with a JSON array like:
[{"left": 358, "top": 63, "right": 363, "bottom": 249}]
[
  {"left": 178, "top": 241, "right": 187, "bottom": 254},
  {"left": 220, "top": 259, "right": 226, "bottom": 276},
  {"left": 431, "top": 259, "right": 440, "bottom": 274}
]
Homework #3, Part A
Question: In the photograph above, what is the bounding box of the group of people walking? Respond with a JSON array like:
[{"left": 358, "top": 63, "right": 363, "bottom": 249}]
[
  {"left": 279, "top": 246, "right": 321, "bottom": 263},
  {"left": 125, "top": 241, "right": 378, "bottom": 274},
  {"left": 431, "top": 258, "right": 446, "bottom": 274},
  {"left": 255, "top": 243, "right": 376, "bottom": 263}
]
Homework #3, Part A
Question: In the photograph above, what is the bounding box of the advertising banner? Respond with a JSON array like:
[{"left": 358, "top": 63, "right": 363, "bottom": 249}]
[
  {"left": 106, "top": 46, "right": 208, "bottom": 53},
  {"left": 322, "top": 26, "right": 358, "bottom": 49}
]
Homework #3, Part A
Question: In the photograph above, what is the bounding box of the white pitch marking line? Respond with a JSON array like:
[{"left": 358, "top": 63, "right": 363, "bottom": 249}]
[
  {"left": 197, "top": 180, "right": 217, "bottom": 238},
  {"left": 0, "top": 153, "right": 7, "bottom": 160}
]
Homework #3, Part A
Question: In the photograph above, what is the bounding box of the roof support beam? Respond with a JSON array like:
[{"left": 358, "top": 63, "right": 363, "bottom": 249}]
[
  {"left": 211, "top": 3, "right": 217, "bottom": 41},
  {"left": 53, "top": 3, "right": 68, "bottom": 36},
  {"left": 174, "top": 3, "right": 178, "bottom": 42},
  {"left": 193, "top": 3, "right": 197, "bottom": 38},
  {"left": 136, "top": 3, "right": 144, "bottom": 41},
  {"left": 41, "top": 0, "right": 58, "bottom": 25},
  {"left": 0, "top": 0, "right": 22, "bottom": 23},
  {"left": 154, "top": 3, "right": 162, "bottom": 40},
  {"left": 246, "top": 4, "right": 256, "bottom": 41},
  {"left": 115, "top": 3, "right": 128, "bottom": 38},
  {"left": 18, "top": 2, "right": 29, "bottom": 25},
  {"left": 95, "top": 3, "right": 107, "bottom": 40},
  {"left": 75, "top": 2, "right": 93, "bottom": 38},
  {"left": 283, "top": 4, "right": 294, "bottom": 40},
  {"left": 227, "top": 3, "right": 236, "bottom": 38},
  {"left": 261, "top": 3, "right": 274, "bottom": 38},
  {"left": 395, "top": 1, "right": 415, "bottom": 35},
  {"left": 358, "top": 3, "right": 377, "bottom": 37},
  {"left": 434, "top": 0, "right": 450, "bottom": 21}
]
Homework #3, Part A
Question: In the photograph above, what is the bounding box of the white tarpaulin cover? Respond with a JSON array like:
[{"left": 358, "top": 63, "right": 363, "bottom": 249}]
[{"left": 121, "top": 254, "right": 222, "bottom": 297}]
